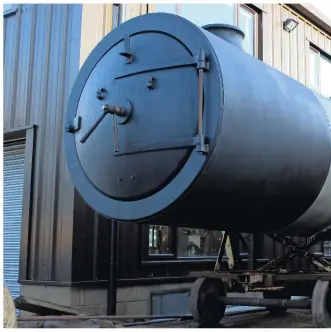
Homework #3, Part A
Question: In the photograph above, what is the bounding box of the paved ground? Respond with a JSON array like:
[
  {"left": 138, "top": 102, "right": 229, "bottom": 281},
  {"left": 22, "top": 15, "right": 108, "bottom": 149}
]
[
  {"left": 137, "top": 310, "right": 314, "bottom": 328},
  {"left": 17, "top": 309, "right": 315, "bottom": 328}
]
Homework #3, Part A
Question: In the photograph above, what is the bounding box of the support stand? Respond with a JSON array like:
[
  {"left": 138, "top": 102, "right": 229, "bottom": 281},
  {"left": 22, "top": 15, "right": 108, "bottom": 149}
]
[{"left": 189, "top": 226, "right": 331, "bottom": 327}]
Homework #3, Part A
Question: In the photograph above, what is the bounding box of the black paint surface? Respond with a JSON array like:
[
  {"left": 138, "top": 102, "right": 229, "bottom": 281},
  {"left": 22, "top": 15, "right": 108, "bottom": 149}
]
[{"left": 64, "top": 13, "right": 331, "bottom": 235}]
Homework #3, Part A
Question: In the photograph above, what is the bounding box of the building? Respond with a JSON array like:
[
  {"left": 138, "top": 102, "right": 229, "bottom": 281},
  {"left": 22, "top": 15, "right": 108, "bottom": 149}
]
[{"left": 3, "top": 3, "right": 331, "bottom": 316}]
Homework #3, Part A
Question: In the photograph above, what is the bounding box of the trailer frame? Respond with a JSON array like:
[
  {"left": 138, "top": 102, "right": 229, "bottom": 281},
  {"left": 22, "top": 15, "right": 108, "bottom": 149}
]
[{"left": 189, "top": 226, "right": 331, "bottom": 327}]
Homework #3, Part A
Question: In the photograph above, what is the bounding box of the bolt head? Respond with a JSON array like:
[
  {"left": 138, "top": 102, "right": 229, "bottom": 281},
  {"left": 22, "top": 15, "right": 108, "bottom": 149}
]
[
  {"left": 65, "top": 125, "right": 74, "bottom": 133},
  {"left": 97, "top": 88, "right": 106, "bottom": 100}
]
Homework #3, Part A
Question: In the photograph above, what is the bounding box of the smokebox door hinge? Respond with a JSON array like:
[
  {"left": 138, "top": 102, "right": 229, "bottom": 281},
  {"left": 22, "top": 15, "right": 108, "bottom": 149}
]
[
  {"left": 65, "top": 116, "right": 81, "bottom": 133},
  {"left": 195, "top": 134, "right": 209, "bottom": 155},
  {"left": 196, "top": 49, "right": 209, "bottom": 71}
]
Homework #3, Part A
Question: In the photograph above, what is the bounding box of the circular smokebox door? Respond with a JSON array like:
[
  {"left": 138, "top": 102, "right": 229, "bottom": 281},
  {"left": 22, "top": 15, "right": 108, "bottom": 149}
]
[
  {"left": 64, "top": 13, "right": 222, "bottom": 222},
  {"left": 74, "top": 31, "right": 199, "bottom": 201}
]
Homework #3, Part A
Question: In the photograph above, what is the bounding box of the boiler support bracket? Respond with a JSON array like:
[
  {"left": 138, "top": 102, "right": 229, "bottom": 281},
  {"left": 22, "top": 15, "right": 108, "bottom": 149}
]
[{"left": 264, "top": 232, "right": 331, "bottom": 272}]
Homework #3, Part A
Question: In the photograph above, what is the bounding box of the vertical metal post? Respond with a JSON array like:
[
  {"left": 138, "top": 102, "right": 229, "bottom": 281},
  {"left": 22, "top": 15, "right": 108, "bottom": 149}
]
[
  {"left": 248, "top": 234, "right": 256, "bottom": 270},
  {"left": 107, "top": 220, "right": 119, "bottom": 315}
]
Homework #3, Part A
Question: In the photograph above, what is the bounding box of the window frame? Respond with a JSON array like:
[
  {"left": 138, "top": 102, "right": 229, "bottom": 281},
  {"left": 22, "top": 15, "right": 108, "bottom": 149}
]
[
  {"left": 308, "top": 45, "right": 321, "bottom": 92},
  {"left": 141, "top": 224, "right": 177, "bottom": 261},
  {"left": 112, "top": 3, "right": 125, "bottom": 27},
  {"left": 308, "top": 43, "right": 331, "bottom": 98},
  {"left": 237, "top": 4, "right": 259, "bottom": 57},
  {"left": 142, "top": 223, "right": 254, "bottom": 263},
  {"left": 4, "top": 125, "right": 36, "bottom": 281}
]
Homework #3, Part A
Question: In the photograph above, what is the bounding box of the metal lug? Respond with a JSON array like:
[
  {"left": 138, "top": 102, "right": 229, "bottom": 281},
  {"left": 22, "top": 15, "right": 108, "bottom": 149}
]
[
  {"left": 65, "top": 116, "right": 81, "bottom": 133},
  {"left": 146, "top": 77, "right": 156, "bottom": 90},
  {"left": 147, "top": 77, "right": 156, "bottom": 90},
  {"left": 119, "top": 35, "right": 133, "bottom": 64}
]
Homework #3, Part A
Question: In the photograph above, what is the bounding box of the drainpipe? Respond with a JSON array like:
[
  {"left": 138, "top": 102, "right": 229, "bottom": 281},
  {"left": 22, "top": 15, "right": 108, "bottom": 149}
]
[{"left": 107, "top": 220, "right": 119, "bottom": 315}]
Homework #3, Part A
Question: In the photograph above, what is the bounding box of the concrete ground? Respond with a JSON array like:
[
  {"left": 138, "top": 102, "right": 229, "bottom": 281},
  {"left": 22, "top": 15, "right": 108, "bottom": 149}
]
[
  {"left": 136, "top": 310, "right": 314, "bottom": 328},
  {"left": 17, "top": 309, "right": 315, "bottom": 328}
]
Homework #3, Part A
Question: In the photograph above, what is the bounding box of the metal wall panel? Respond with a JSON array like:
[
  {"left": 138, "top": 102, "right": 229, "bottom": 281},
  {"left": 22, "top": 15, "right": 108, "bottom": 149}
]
[
  {"left": 262, "top": 4, "right": 331, "bottom": 83},
  {"left": 3, "top": 4, "right": 82, "bottom": 282},
  {"left": 3, "top": 141, "right": 26, "bottom": 299}
]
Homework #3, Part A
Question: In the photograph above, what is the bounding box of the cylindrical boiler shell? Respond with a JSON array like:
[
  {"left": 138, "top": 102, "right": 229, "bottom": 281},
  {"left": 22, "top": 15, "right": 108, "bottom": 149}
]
[{"left": 64, "top": 13, "right": 331, "bottom": 236}]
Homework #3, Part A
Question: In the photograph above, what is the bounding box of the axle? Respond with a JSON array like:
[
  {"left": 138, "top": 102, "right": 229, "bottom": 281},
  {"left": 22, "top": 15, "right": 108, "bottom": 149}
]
[{"left": 218, "top": 296, "right": 311, "bottom": 309}]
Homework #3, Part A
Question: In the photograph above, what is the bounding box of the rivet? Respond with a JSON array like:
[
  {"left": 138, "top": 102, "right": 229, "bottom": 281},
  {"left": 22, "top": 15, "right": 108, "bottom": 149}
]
[
  {"left": 130, "top": 175, "right": 136, "bottom": 180},
  {"left": 118, "top": 178, "right": 122, "bottom": 182}
]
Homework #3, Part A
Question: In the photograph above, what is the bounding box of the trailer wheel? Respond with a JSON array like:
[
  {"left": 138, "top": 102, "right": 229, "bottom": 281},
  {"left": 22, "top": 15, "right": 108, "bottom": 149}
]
[
  {"left": 263, "top": 291, "right": 290, "bottom": 315},
  {"left": 190, "top": 277, "right": 226, "bottom": 327},
  {"left": 312, "top": 279, "right": 331, "bottom": 327}
]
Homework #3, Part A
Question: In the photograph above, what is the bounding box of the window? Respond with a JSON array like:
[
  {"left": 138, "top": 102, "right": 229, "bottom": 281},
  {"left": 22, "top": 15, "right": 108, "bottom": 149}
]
[
  {"left": 150, "top": 4, "right": 258, "bottom": 57},
  {"left": 324, "top": 242, "right": 331, "bottom": 256},
  {"left": 309, "top": 46, "right": 331, "bottom": 98},
  {"left": 177, "top": 228, "right": 223, "bottom": 258},
  {"left": 320, "top": 55, "right": 331, "bottom": 98},
  {"left": 238, "top": 6, "right": 256, "bottom": 56},
  {"left": 148, "top": 225, "right": 173, "bottom": 255},
  {"left": 145, "top": 224, "right": 252, "bottom": 261},
  {"left": 309, "top": 47, "right": 320, "bottom": 91},
  {"left": 147, "top": 225, "right": 224, "bottom": 259},
  {"left": 112, "top": 3, "right": 126, "bottom": 26}
]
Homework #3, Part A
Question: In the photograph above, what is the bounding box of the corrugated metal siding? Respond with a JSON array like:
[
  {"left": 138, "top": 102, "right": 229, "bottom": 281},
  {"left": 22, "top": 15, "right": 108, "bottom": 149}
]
[
  {"left": 3, "top": 141, "right": 26, "bottom": 299},
  {"left": 3, "top": 4, "right": 82, "bottom": 282},
  {"left": 262, "top": 4, "right": 331, "bottom": 84}
]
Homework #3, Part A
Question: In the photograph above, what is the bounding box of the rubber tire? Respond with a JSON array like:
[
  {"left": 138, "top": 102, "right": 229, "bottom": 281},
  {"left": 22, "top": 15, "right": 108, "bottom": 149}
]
[
  {"left": 312, "top": 279, "right": 331, "bottom": 328},
  {"left": 263, "top": 291, "right": 290, "bottom": 315},
  {"left": 190, "top": 277, "right": 226, "bottom": 327}
]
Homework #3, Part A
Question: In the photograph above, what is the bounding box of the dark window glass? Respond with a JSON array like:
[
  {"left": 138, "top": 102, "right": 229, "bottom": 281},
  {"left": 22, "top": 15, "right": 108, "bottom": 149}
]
[
  {"left": 324, "top": 241, "right": 331, "bottom": 256},
  {"left": 177, "top": 228, "right": 223, "bottom": 257},
  {"left": 148, "top": 225, "right": 173, "bottom": 255}
]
